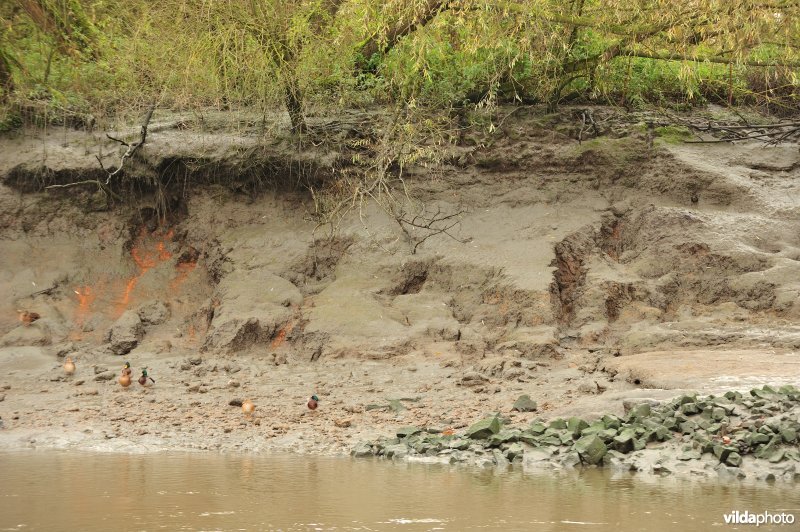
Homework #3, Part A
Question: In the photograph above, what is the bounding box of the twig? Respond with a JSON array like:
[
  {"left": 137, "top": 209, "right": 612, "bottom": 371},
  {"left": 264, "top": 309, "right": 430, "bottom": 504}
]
[
  {"left": 102, "top": 104, "right": 156, "bottom": 184},
  {"left": 395, "top": 204, "right": 469, "bottom": 254},
  {"left": 45, "top": 105, "right": 156, "bottom": 196}
]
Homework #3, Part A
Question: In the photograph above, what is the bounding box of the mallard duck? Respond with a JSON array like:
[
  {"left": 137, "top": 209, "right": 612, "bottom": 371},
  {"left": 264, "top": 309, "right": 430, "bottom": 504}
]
[
  {"left": 307, "top": 395, "right": 319, "bottom": 410},
  {"left": 242, "top": 399, "right": 255, "bottom": 417},
  {"left": 119, "top": 362, "right": 132, "bottom": 387},
  {"left": 138, "top": 368, "right": 155, "bottom": 386},
  {"left": 17, "top": 310, "right": 40, "bottom": 326},
  {"left": 63, "top": 357, "right": 76, "bottom": 375}
]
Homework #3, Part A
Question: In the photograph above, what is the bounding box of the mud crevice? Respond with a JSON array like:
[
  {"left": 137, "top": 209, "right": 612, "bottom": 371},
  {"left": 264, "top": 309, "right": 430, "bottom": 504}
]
[
  {"left": 550, "top": 229, "right": 595, "bottom": 326},
  {"left": 281, "top": 237, "right": 353, "bottom": 294},
  {"left": 384, "top": 260, "right": 432, "bottom": 296},
  {"left": 599, "top": 214, "right": 625, "bottom": 261},
  {"left": 604, "top": 282, "right": 637, "bottom": 322}
]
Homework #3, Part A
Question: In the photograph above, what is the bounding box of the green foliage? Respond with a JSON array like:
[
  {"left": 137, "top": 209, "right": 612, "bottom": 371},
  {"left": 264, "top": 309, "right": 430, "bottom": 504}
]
[
  {"left": 0, "top": 0, "right": 798, "bottom": 128},
  {"left": 654, "top": 125, "right": 693, "bottom": 144}
]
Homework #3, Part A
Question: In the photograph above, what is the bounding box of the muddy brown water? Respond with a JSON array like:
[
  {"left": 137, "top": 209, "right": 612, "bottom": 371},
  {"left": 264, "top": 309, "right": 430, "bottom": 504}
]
[{"left": 1, "top": 452, "right": 798, "bottom": 531}]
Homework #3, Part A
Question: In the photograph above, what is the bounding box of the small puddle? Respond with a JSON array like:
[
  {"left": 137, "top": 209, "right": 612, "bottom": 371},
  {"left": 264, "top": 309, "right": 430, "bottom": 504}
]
[{"left": 1, "top": 451, "right": 798, "bottom": 531}]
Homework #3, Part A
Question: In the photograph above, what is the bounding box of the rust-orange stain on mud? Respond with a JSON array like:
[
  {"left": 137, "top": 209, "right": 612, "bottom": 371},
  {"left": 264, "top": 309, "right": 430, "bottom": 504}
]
[
  {"left": 270, "top": 321, "right": 295, "bottom": 349},
  {"left": 169, "top": 261, "right": 197, "bottom": 291},
  {"left": 71, "top": 285, "right": 97, "bottom": 340},
  {"left": 115, "top": 228, "right": 174, "bottom": 316}
]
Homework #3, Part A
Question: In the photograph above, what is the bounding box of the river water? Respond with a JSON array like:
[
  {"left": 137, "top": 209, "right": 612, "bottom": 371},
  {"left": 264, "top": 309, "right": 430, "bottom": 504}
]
[{"left": 0, "top": 451, "right": 798, "bottom": 531}]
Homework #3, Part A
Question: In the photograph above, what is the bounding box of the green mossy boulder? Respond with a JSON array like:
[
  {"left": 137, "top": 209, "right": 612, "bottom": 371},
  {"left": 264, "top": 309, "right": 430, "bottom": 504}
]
[
  {"left": 512, "top": 394, "right": 538, "bottom": 412},
  {"left": 567, "top": 417, "right": 589, "bottom": 437},
  {"left": 574, "top": 435, "right": 608, "bottom": 465},
  {"left": 396, "top": 426, "right": 423, "bottom": 439},
  {"left": 466, "top": 417, "right": 502, "bottom": 439}
]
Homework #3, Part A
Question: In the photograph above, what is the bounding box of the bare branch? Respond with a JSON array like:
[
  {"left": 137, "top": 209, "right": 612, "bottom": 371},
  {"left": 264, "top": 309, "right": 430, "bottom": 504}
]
[{"left": 101, "top": 104, "right": 156, "bottom": 184}]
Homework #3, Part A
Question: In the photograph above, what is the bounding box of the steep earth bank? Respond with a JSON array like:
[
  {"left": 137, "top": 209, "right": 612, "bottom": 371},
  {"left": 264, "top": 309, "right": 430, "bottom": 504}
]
[{"left": 0, "top": 106, "right": 798, "bottom": 481}]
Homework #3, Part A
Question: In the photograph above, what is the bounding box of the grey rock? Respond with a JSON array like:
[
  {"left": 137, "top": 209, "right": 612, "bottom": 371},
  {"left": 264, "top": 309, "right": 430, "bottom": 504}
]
[
  {"left": 713, "top": 444, "right": 736, "bottom": 463},
  {"left": 396, "top": 426, "right": 423, "bottom": 439},
  {"left": 529, "top": 421, "right": 547, "bottom": 434},
  {"left": 681, "top": 403, "right": 700, "bottom": 415},
  {"left": 613, "top": 429, "right": 636, "bottom": 454},
  {"left": 725, "top": 452, "right": 742, "bottom": 467},
  {"left": 602, "top": 414, "right": 622, "bottom": 430},
  {"left": 447, "top": 439, "right": 470, "bottom": 451},
  {"left": 385, "top": 444, "right": 409, "bottom": 459},
  {"left": 559, "top": 451, "right": 582, "bottom": 468},
  {"left": 567, "top": 417, "right": 589, "bottom": 437},
  {"left": 488, "top": 429, "right": 520, "bottom": 447},
  {"left": 351, "top": 442, "right": 374, "bottom": 458},
  {"left": 628, "top": 403, "right": 652, "bottom": 420},
  {"left": 505, "top": 443, "right": 525, "bottom": 460},
  {"left": 137, "top": 300, "right": 170, "bottom": 325},
  {"left": 106, "top": 311, "right": 144, "bottom": 355},
  {"left": 522, "top": 447, "right": 555, "bottom": 470},
  {"left": 492, "top": 448, "right": 510, "bottom": 467},
  {"left": 711, "top": 407, "right": 726, "bottom": 421},
  {"left": 53, "top": 343, "right": 76, "bottom": 359},
  {"left": 466, "top": 417, "right": 502, "bottom": 439},
  {"left": 512, "top": 394, "right": 538, "bottom": 412},
  {"left": 574, "top": 434, "right": 607, "bottom": 465},
  {"left": 622, "top": 398, "right": 660, "bottom": 413}
]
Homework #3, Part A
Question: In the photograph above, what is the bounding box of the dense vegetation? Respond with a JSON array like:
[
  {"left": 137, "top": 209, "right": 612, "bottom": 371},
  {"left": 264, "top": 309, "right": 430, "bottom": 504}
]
[{"left": 1, "top": 0, "right": 799, "bottom": 131}]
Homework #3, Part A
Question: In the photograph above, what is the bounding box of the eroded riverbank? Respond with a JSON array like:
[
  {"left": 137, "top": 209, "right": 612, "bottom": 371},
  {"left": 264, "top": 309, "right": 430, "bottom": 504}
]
[{"left": 1, "top": 106, "right": 799, "bottom": 487}]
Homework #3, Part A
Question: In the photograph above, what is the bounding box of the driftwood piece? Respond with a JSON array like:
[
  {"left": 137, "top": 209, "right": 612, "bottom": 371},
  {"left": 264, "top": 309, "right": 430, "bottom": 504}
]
[{"left": 46, "top": 104, "right": 156, "bottom": 193}]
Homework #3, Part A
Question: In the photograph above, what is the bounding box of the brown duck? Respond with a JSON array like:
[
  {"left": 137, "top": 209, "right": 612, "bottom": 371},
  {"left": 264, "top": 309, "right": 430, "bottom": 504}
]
[
  {"left": 63, "top": 357, "right": 76, "bottom": 375},
  {"left": 17, "top": 310, "right": 40, "bottom": 326},
  {"left": 119, "top": 362, "right": 132, "bottom": 387}
]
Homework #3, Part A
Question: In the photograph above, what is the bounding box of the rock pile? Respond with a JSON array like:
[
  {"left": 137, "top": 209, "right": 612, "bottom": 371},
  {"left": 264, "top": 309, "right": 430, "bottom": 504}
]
[{"left": 352, "top": 385, "right": 800, "bottom": 482}]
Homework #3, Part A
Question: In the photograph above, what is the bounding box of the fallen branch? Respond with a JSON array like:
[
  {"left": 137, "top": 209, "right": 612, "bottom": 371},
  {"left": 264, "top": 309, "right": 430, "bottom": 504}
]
[
  {"left": 662, "top": 112, "right": 800, "bottom": 146},
  {"left": 100, "top": 104, "right": 156, "bottom": 184},
  {"left": 396, "top": 204, "right": 469, "bottom": 254},
  {"left": 577, "top": 108, "right": 598, "bottom": 144},
  {"left": 45, "top": 105, "right": 155, "bottom": 196}
]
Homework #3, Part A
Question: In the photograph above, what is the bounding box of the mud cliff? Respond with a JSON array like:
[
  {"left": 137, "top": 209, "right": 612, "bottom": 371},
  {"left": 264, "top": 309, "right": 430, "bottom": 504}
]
[{"left": 0, "top": 106, "right": 798, "bottom": 462}]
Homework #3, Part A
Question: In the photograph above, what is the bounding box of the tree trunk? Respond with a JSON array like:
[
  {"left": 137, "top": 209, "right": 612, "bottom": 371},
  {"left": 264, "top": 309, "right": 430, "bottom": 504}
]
[
  {"left": 357, "top": 0, "right": 449, "bottom": 70},
  {"left": 284, "top": 79, "right": 306, "bottom": 134},
  {"left": 0, "top": 50, "right": 13, "bottom": 101}
]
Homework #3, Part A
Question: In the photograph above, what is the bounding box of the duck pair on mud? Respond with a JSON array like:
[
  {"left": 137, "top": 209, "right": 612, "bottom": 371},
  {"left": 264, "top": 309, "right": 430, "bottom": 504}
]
[
  {"left": 118, "top": 362, "right": 154, "bottom": 388},
  {"left": 63, "top": 359, "right": 153, "bottom": 388}
]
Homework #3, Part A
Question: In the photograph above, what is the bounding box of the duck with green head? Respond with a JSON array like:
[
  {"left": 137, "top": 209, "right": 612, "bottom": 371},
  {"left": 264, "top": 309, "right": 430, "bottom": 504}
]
[
  {"left": 307, "top": 395, "right": 319, "bottom": 410},
  {"left": 138, "top": 367, "right": 155, "bottom": 386}
]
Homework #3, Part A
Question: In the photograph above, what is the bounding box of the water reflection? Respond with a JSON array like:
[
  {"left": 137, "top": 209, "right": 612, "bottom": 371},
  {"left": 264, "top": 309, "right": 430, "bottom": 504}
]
[{"left": 0, "top": 451, "right": 798, "bottom": 531}]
